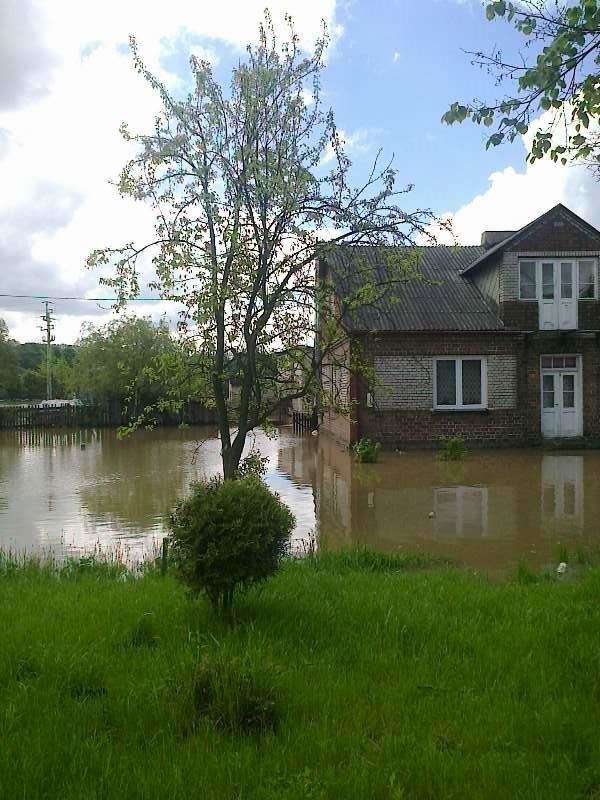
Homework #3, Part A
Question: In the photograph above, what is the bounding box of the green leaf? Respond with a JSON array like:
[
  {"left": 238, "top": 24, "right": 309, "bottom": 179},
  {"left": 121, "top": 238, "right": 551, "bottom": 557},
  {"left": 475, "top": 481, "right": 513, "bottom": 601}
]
[{"left": 486, "top": 132, "right": 504, "bottom": 149}]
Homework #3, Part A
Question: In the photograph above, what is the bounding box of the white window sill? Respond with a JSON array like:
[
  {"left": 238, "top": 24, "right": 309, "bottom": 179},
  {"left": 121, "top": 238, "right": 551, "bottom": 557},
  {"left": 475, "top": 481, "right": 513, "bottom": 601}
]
[{"left": 432, "top": 407, "right": 489, "bottom": 413}]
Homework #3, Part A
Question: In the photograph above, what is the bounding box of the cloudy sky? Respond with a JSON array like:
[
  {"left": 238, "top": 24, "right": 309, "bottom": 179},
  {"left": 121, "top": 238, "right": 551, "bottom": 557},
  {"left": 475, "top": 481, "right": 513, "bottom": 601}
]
[{"left": 2, "top": 0, "right": 599, "bottom": 343}]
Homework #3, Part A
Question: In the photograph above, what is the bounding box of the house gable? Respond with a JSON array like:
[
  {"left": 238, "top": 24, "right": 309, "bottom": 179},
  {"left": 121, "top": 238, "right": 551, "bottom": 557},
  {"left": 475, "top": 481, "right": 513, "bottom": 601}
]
[
  {"left": 506, "top": 205, "right": 600, "bottom": 253},
  {"left": 458, "top": 205, "right": 600, "bottom": 330}
]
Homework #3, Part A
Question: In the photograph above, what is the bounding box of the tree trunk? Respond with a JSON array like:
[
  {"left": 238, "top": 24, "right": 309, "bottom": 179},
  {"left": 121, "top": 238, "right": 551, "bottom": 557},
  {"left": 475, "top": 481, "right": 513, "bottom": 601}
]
[{"left": 221, "top": 431, "right": 246, "bottom": 479}]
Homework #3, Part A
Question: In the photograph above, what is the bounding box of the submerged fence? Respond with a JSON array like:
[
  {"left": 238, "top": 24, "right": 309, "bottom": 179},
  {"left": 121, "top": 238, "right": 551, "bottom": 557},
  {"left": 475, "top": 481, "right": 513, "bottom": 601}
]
[{"left": 0, "top": 402, "right": 219, "bottom": 430}]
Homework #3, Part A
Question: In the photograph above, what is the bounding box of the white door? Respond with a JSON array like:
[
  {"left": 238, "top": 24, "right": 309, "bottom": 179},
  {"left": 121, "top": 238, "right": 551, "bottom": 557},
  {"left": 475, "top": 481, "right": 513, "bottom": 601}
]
[
  {"left": 541, "top": 361, "right": 582, "bottom": 438},
  {"left": 558, "top": 261, "right": 577, "bottom": 329},
  {"left": 538, "top": 261, "right": 577, "bottom": 330},
  {"left": 539, "top": 262, "right": 558, "bottom": 330}
]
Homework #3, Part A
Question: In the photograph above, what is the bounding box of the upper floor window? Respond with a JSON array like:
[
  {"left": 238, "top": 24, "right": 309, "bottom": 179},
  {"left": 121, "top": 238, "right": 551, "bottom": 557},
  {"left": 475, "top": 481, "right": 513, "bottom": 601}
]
[
  {"left": 519, "top": 259, "right": 597, "bottom": 301},
  {"left": 519, "top": 258, "right": 597, "bottom": 330},
  {"left": 434, "top": 357, "right": 487, "bottom": 410},
  {"left": 520, "top": 261, "right": 537, "bottom": 299},
  {"left": 579, "top": 260, "right": 596, "bottom": 299}
]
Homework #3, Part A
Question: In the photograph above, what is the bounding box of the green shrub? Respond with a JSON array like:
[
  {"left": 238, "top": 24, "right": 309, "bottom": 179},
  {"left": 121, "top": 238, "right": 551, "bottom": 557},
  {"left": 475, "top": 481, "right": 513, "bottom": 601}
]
[
  {"left": 192, "top": 654, "right": 279, "bottom": 735},
  {"left": 352, "top": 438, "right": 381, "bottom": 463},
  {"left": 236, "top": 450, "right": 269, "bottom": 479},
  {"left": 437, "top": 436, "right": 468, "bottom": 461},
  {"left": 169, "top": 476, "right": 295, "bottom": 611}
]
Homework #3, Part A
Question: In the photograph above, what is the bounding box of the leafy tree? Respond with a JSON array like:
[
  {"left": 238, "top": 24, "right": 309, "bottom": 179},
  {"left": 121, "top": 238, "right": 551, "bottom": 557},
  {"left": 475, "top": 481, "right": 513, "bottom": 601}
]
[
  {"left": 443, "top": 1, "right": 600, "bottom": 168},
  {"left": 90, "top": 14, "right": 440, "bottom": 478},
  {"left": 16, "top": 342, "right": 76, "bottom": 372},
  {"left": 17, "top": 358, "right": 74, "bottom": 400},
  {"left": 0, "top": 319, "right": 19, "bottom": 399},
  {"left": 19, "top": 368, "right": 46, "bottom": 400},
  {"left": 71, "top": 316, "right": 180, "bottom": 416}
]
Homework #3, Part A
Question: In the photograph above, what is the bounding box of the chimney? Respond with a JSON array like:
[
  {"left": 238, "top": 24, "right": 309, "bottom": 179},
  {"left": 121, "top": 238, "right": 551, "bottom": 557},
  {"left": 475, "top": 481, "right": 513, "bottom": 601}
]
[{"left": 481, "top": 230, "right": 515, "bottom": 249}]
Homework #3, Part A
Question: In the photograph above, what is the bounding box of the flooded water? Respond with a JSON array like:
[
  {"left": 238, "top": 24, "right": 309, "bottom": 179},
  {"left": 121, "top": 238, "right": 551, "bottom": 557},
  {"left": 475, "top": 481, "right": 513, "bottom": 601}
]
[{"left": 0, "top": 425, "right": 599, "bottom": 571}]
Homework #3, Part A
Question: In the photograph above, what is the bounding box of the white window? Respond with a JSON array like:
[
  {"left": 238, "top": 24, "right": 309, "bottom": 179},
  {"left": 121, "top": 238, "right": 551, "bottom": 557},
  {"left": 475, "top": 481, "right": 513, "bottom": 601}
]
[
  {"left": 519, "top": 259, "right": 597, "bottom": 300},
  {"left": 579, "top": 260, "right": 596, "bottom": 299},
  {"left": 519, "top": 260, "right": 537, "bottom": 299},
  {"left": 434, "top": 357, "right": 487, "bottom": 410}
]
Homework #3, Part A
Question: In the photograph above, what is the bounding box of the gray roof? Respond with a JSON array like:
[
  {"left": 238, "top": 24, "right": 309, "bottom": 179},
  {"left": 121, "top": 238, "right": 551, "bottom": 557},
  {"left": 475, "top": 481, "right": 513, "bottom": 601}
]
[{"left": 323, "top": 244, "right": 503, "bottom": 332}]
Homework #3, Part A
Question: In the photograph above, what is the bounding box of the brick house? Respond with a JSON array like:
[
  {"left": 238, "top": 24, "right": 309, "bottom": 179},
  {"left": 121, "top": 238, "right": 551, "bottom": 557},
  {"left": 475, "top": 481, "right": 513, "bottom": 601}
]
[{"left": 318, "top": 203, "right": 600, "bottom": 448}]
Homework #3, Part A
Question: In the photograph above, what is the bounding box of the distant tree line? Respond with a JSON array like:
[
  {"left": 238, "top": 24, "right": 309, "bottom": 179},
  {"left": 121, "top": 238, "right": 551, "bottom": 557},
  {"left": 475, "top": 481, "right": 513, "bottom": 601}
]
[{"left": 0, "top": 316, "right": 194, "bottom": 415}]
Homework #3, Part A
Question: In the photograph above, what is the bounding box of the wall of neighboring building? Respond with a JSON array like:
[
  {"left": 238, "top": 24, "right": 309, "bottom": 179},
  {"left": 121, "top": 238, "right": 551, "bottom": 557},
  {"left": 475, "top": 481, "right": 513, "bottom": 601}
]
[{"left": 319, "top": 338, "right": 357, "bottom": 445}]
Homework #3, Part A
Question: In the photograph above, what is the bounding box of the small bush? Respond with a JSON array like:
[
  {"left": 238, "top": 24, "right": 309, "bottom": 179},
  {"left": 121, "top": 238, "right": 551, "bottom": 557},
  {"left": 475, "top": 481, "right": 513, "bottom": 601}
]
[
  {"left": 437, "top": 436, "right": 468, "bottom": 462},
  {"left": 169, "top": 476, "right": 295, "bottom": 611},
  {"left": 352, "top": 438, "right": 381, "bottom": 463},
  {"left": 192, "top": 655, "right": 279, "bottom": 736}
]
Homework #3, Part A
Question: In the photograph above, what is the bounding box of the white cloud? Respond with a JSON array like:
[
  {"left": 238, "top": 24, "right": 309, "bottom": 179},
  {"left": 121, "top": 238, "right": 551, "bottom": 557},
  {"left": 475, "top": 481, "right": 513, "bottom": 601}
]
[
  {"left": 321, "top": 127, "right": 375, "bottom": 165},
  {"left": 392, "top": 51, "right": 401, "bottom": 63},
  {"left": 0, "top": 1, "right": 341, "bottom": 342},
  {"left": 441, "top": 121, "right": 600, "bottom": 245}
]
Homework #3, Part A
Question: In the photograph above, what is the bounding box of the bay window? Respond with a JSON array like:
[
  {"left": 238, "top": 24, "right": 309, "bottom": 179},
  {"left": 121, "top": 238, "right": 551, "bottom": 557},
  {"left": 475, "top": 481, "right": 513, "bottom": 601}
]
[{"left": 434, "top": 357, "right": 487, "bottom": 410}]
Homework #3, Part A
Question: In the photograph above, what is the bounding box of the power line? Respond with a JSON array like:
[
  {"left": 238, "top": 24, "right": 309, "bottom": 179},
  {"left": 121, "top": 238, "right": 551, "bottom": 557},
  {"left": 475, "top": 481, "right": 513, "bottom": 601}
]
[{"left": 0, "top": 293, "right": 168, "bottom": 301}]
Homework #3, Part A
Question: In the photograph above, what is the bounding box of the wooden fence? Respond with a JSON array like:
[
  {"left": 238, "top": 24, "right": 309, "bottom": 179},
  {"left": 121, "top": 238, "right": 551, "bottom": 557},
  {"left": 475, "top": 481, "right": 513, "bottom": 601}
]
[{"left": 0, "top": 402, "right": 218, "bottom": 430}]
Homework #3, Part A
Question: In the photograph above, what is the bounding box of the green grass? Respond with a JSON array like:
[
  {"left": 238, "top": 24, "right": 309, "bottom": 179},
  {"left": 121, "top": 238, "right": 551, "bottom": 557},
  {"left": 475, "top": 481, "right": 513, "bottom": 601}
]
[{"left": 2, "top": 551, "right": 600, "bottom": 799}]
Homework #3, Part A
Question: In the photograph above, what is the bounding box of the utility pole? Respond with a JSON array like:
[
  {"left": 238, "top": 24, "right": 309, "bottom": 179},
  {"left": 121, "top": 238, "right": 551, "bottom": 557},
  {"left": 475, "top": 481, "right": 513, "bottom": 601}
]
[{"left": 39, "top": 301, "right": 55, "bottom": 401}]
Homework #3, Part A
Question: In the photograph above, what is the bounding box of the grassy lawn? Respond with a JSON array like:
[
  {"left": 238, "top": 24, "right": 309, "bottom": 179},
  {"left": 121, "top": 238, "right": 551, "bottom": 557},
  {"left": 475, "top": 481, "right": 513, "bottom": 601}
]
[{"left": 1, "top": 551, "right": 600, "bottom": 799}]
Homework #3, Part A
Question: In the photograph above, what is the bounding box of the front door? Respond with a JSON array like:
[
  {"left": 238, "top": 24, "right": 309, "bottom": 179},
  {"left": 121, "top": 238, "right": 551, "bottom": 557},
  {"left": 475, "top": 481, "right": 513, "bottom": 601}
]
[
  {"left": 541, "top": 356, "right": 582, "bottom": 438},
  {"left": 539, "top": 261, "right": 577, "bottom": 330}
]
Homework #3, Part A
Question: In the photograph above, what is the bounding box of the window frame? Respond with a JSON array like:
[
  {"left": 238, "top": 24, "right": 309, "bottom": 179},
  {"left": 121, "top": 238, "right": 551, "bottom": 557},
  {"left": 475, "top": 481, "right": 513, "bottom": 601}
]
[
  {"left": 518, "top": 258, "right": 598, "bottom": 301},
  {"left": 433, "top": 356, "right": 488, "bottom": 411},
  {"left": 578, "top": 259, "right": 597, "bottom": 300},
  {"left": 519, "top": 260, "right": 537, "bottom": 301}
]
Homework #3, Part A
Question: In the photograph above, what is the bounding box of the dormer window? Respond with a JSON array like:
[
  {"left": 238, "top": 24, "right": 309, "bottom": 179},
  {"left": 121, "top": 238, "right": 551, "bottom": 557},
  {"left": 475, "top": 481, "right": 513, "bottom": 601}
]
[{"left": 519, "top": 259, "right": 597, "bottom": 330}]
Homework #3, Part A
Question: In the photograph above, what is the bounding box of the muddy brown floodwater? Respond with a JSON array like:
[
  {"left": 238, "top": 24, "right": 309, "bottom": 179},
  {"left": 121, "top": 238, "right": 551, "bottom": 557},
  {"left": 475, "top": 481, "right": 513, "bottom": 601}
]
[{"left": 0, "top": 425, "right": 599, "bottom": 571}]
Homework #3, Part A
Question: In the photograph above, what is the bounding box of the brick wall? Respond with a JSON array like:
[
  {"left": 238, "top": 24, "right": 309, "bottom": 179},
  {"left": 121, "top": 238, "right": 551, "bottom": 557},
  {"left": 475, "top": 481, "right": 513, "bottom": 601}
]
[
  {"left": 320, "top": 339, "right": 357, "bottom": 445},
  {"left": 487, "top": 355, "right": 518, "bottom": 409},
  {"left": 520, "top": 334, "right": 600, "bottom": 441},
  {"left": 373, "top": 355, "right": 432, "bottom": 410},
  {"left": 356, "top": 332, "right": 526, "bottom": 447},
  {"left": 500, "top": 300, "right": 539, "bottom": 330},
  {"left": 353, "top": 331, "right": 600, "bottom": 447},
  {"left": 373, "top": 353, "right": 517, "bottom": 411}
]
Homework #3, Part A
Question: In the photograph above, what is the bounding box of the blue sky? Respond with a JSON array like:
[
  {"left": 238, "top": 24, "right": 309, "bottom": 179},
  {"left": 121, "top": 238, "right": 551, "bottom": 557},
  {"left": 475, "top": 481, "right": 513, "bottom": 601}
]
[
  {"left": 310, "top": 0, "right": 527, "bottom": 212},
  {"left": 1, "top": 0, "right": 598, "bottom": 342}
]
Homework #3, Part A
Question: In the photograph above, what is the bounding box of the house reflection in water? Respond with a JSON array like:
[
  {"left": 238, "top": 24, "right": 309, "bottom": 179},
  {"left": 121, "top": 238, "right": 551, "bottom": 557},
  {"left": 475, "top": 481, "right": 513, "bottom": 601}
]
[{"left": 278, "top": 437, "right": 599, "bottom": 571}]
